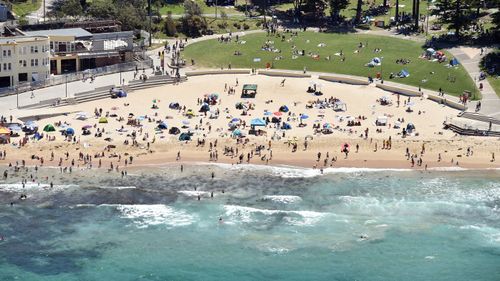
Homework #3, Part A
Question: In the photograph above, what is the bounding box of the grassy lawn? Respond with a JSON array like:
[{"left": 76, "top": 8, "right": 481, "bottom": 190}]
[
  {"left": 12, "top": 0, "right": 41, "bottom": 18},
  {"left": 161, "top": 0, "right": 243, "bottom": 15},
  {"left": 184, "top": 31, "right": 478, "bottom": 97},
  {"left": 487, "top": 76, "right": 500, "bottom": 98}
]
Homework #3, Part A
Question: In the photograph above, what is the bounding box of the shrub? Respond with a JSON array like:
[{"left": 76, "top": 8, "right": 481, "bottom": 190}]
[{"left": 243, "top": 23, "right": 250, "bottom": 30}]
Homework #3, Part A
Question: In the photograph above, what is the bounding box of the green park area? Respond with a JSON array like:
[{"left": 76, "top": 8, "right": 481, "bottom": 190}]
[
  {"left": 183, "top": 31, "right": 478, "bottom": 98},
  {"left": 11, "top": 0, "right": 41, "bottom": 18}
]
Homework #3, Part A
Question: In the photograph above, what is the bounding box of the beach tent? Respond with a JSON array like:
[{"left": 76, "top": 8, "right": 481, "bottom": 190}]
[
  {"left": 117, "top": 90, "right": 127, "bottom": 98},
  {"left": 199, "top": 103, "right": 210, "bottom": 112},
  {"left": 450, "top": 58, "right": 459, "bottom": 66},
  {"left": 426, "top": 48, "right": 436, "bottom": 56},
  {"left": 300, "top": 114, "right": 309, "bottom": 120},
  {"left": 281, "top": 123, "right": 292, "bottom": 130},
  {"left": 99, "top": 117, "right": 108, "bottom": 124},
  {"left": 406, "top": 123, "right": 416, "bottom": 132},
  {"left": 157, "top": 122, "right": 168, "bottom": 130},
  {"left": 169, "top": 102, "right": 180, "bottom": 109},
  {"left": 66, "top": 128, "right": 75, "bottom": 135},
  {"left": 186, "top": 109, "right": 194, "bottom": 117},
  {"left": 279, "top": 105, "right": 289, "bottom": 113},
  {"left": 169, "top": 127, "right": 180, "bottom": 135},
  {"left": 398, "top": 69, "right": 410, "bottom": 78},
  {"left": 376, "top": 116, "right": 388, "bottom": 126},
  {"left": 43, "top": 124, "right": 56, "bottom": 132},
  {"left": 241, "top": 84, "right": 257, "bottom": 98},
  {"left": 0, "top": 127, "right": 10, "bottom": 144},
  {"left": 179, "top": 132, "right": 191, "bottom": 141},
  {"left": 251, "top": 118, "right": 266, "bottom": 127},
  {"left": 232, "top": 129, "right": 242, "bottom": 137}
]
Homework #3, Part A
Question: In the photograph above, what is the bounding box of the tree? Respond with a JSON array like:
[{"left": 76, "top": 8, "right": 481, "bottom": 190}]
[
  {"left": 303, "top": 0, "right": 327, "bottom": 20},
  {"left": 395, "top": 0, "right": 399, "bottom": 23},
  {"left": 329, "top": 0, "right": 349, "bottom": 23},
  {"left": 87, "top": 0, "right": 117, "bottom": 19},
  {"left": 292, "top": 0, "right": 305, "bottom": 22},
  {"left": 164, "top": 12, "right": 177, "bottom": 36},
  {"left": 355, "top": 0, "right": 363, "bottom": 24},
  {"left": 433, "top": 0, "right": 474, "bottom": 37},
  {"left": 184, "top": 0, "right": 203, "bottom": 17},
  {"left": 413, "top": 0, "right": 420, "bottom": 29},
  {"left": 61, "top": 0, "right": 83, "bottom": 18}
]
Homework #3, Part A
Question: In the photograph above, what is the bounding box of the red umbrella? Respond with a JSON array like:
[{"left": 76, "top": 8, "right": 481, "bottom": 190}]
[{"left": 273, "top": 112, "right": 282, "bottom": 116}]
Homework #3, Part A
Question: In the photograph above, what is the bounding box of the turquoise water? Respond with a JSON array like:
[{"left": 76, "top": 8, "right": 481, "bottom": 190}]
[{"left": 0, "top": 165, "right": 499, "bottom": 280}]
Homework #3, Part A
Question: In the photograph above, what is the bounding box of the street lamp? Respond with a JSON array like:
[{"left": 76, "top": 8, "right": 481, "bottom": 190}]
[
  {"left": 65, "top": 75, "right": 68, "bottom": 98},
  {"left": 16, "top": 87, "right": 19, "bottom": 109}
]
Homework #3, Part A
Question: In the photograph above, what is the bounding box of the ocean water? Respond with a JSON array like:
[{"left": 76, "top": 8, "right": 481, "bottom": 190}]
[{"left": 0, "top": 165, "right": 499, "bottom": 281}]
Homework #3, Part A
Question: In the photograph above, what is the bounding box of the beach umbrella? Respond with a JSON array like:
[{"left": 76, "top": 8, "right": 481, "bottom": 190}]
[
  {"left": 232, "top": 129, "right": 242, "bottom": 136},
  {"left": 66, "top": 128, "right": 75, "bottom": 135},
  {"left": 264, "top": 111, "right": 272, "bottom": 116},
  {"left": 99, "top": 117, "right": 108, "bottom": 124},
  {"left": 300, "top": 114, "right": 309, "bottom": 119},
  {"left": 25, "top": 121, "right": 38, "bottom": 129},
  {"left": 323, "top": 123, "right": 332, "bottom": 129},
  {"left": 182, "top": 120, "right": 190, "bottom": 125},
  {"left": 136, "top": 116, "right": 145, "bottom": 121},
  {"left": 43, "top": 124, "right": 56, "bottom": 132},
  {"left": 231, "top": 118, "right": 240, "bottom": 123},
  {"left": 82, "top": 125, "right": 92, "bottom": 129},
  {"left": 273, "top": 111, "right": 282, "bottom": 117},
  {"left": 407, "top": 101, "right": 415, "bottom": 107}
]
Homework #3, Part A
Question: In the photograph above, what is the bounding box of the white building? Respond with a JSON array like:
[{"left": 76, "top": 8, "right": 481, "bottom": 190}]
[{"left": 0, "top": 36, "right": 50, "bottom": 88}]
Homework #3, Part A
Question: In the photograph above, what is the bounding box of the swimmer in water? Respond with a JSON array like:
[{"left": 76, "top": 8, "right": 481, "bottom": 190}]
[{"left": 219, "top": 217, "right": 223, "bottom": 223}]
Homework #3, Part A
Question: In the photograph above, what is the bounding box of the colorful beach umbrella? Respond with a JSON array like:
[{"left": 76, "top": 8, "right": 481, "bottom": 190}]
[{"left": 273, "top": 112, "right": 282, "bottom": 117}]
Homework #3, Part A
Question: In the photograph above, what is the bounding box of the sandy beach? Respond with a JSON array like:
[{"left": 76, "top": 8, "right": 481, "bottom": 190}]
[{"left": 1, "top": 74, "right": 499, "bottom": 171}]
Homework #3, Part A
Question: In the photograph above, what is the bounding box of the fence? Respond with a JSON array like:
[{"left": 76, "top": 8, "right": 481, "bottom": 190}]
[{"left": 0, "top": 58, "right": 154, "bottom": 97}]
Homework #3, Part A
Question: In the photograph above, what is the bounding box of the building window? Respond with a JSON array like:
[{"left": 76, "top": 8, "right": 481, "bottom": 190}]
[
  {"left": 35, "top": 59, "right": 38, "bottom": 66},
  {"left": 30, "top": 59, "right": 34, "bottom": 67},
  {"left": 3, "top": 63, "right": 6, "bottom": 71},
  {"left": 7, "top": 50, "right": 11, "bottom": 57},
  {"left": 23, "top": 60, "right": 26, "bottom": 67},
  {"left": 2, "top": 50, "right": 5, "bottom": 57},
  {"left": 8, "top": 63, "right": 11, "bottom": 70}
]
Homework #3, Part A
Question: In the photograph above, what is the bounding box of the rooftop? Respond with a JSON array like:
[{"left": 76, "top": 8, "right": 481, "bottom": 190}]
[
  {"left": 24, "top": 28, "right": 93, "bottom": 39},
  {"left": 0, "top": 36, "right": 48, "bottom": 44}
]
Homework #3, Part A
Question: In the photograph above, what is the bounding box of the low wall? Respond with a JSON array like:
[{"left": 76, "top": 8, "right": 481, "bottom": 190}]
[
  {"left": 428, "top": 94, "right": 467, "bottom": 111},
  {"left": 258, "top": 70, "right": 311, "bottom": 78},
  {"left": 376, "top": 84, "right": 422, "bottom": 97},
  {"left": 318, "top": 75, "right": 370, "bottom": 86},
  {"left": 185, "top": 69, "right": 250, "bottom": 76}
]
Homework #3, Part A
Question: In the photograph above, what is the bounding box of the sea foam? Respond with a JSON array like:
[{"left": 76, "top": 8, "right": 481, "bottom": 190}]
[{"left": 116, "top": 204, "right": 195, "bottom": 229}]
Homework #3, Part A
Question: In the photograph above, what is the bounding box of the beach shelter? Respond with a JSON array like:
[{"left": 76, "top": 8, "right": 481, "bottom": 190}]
[
  {"left": 43, "top": 124, "right": 56, "bottom": 132},
  {"left": 158, "top": 122, "right": 168, "bottom": 130},
  {"left": 398, "top": 69, "right": 410, "bottom": 78},
  {"left": 0, "top": 127, "right": 10, "bottom": 144},
  {"left": 232, "top": 129, "right": 242, "bottom": 137},
  {"left": 117, "top": 90, "right": 127, "bottom": 98},
  {"left": 376, "top": 116, "right": 388, "bottom": 126},
  {"left": 426, "top": 48, "right": 436, "bottom": 56},
  {"left": 66, "top": 128, "right": 75, "bottom": 135},
  {"left": 179, "top": 132, "right": 192, "bottom": 141},
  {"left": 186, "top": 109, "right": 194, "bottom": 117},
  {"left": 406, "top": 123, "right": 416, "bottom": 132},
  {"left": 169, "top": 102, "right": 180, "bottom": 109},
  {"left": 323, "top": 123, "right": 332, "bottom": 129},
  {"left": 300, "top": 114, "right": 309, "bottom": 120},
  {"left": 279, "top": 105, "right": 289, "bottom": 113},
  {"left": 199, "top": 103, "right": 210, "bottom": 112},
  {"left": 241, "top": 84, "right": 257, "bottom": 98},
  {"left": 99, "top": 117, "right": 108, "bottom": 124},
  {"left": 250, "top": 118, "right": 266, "bottom": 127},
  {"left": 450, "top": 58, "right": 459, "bottom": 66},
  {"left": 281, "top": 123, "right": 292, "bottom": 130},
  {"left": 169, "top": 127, "right": 180, "bottom": 135}
]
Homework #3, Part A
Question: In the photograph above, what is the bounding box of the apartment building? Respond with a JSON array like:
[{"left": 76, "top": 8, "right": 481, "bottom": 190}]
[{"left": 0, "top": 36, "right": 50, "bottom": 88}]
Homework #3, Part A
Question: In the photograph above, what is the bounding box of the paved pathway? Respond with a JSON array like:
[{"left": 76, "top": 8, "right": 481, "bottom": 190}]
[{"left": 448, "top": 47, "right": 500, "bottom": 117}]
